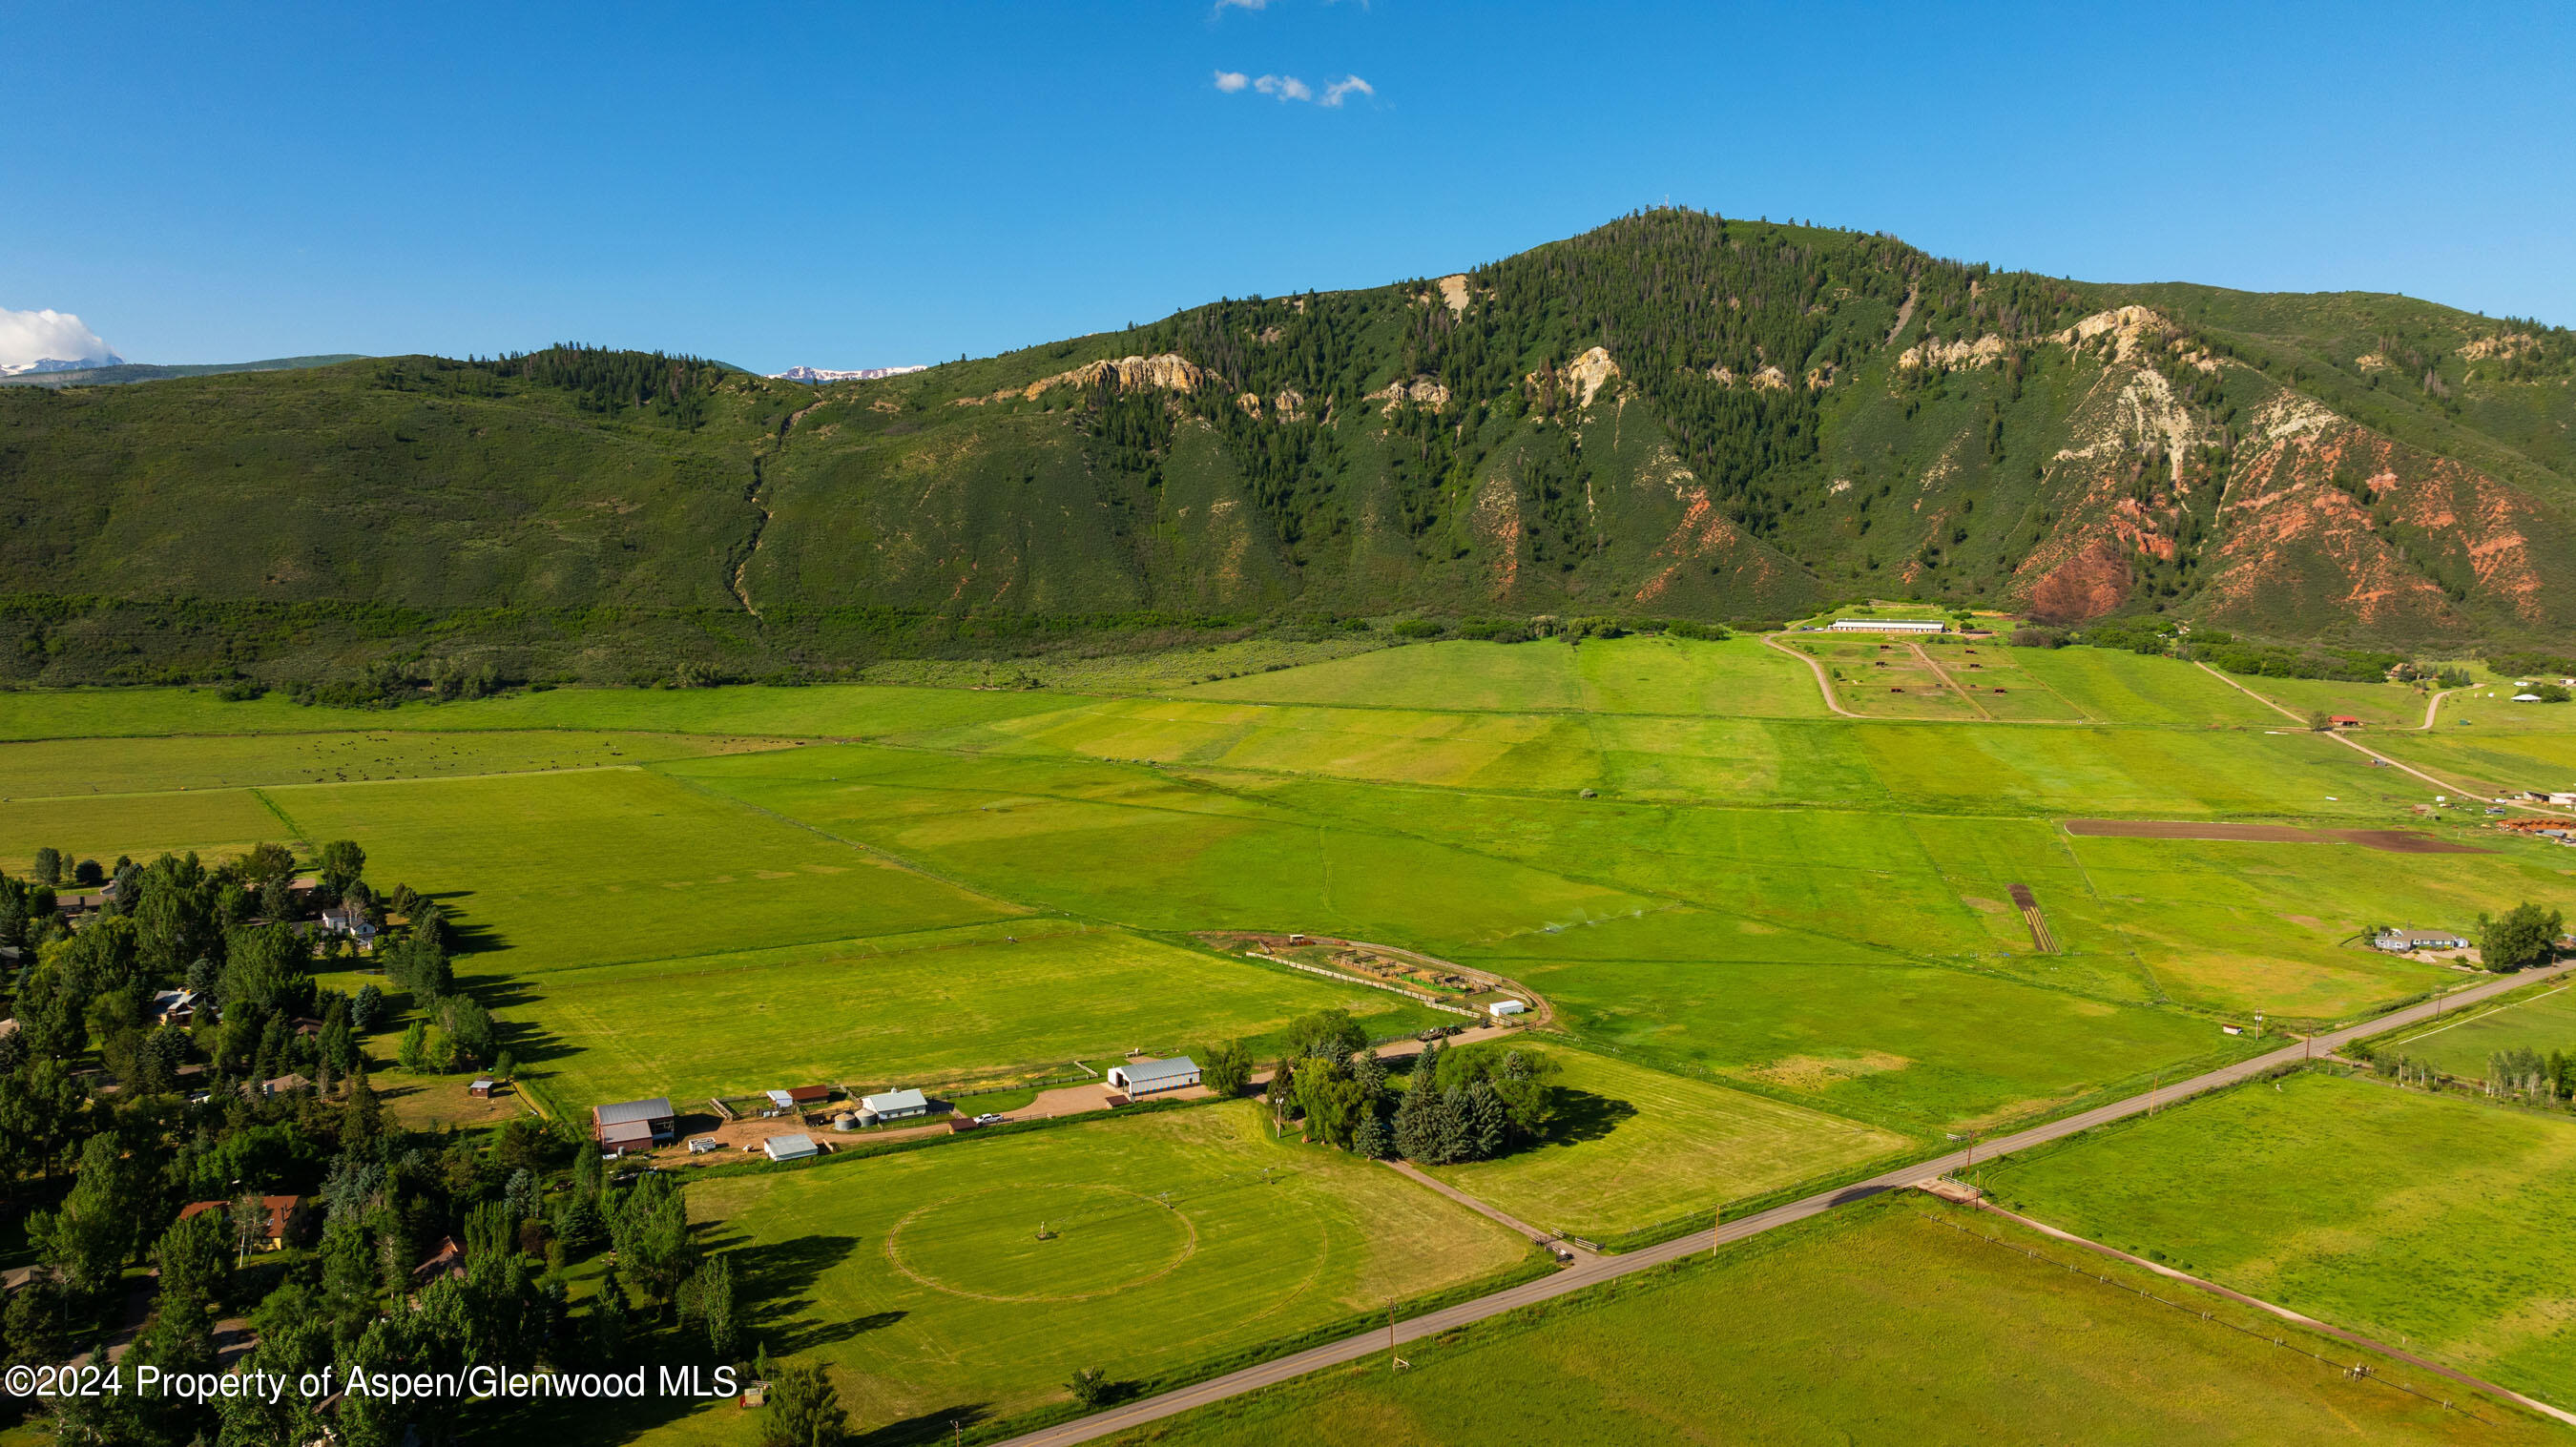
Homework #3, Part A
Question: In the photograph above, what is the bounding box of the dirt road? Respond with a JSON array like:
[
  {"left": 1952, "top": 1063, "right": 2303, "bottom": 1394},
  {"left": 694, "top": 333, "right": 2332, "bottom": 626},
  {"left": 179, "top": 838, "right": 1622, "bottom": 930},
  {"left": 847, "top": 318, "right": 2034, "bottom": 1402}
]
[
  {"left": 1763, "top": 632, "right": 1860, "bottom": 717},
  {"left": 2192, "top": 661, "right": 2522, "bottom": 809},
  {"left": 991, "top": 960, "right": 2575, "bottom": 1447}
]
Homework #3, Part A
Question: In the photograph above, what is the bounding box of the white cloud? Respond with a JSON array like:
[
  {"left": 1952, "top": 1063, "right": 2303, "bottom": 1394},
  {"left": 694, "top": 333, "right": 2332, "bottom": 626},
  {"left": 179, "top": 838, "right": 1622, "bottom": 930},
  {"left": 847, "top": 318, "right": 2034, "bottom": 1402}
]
[
  {"left": 0, "top": 307, "right": 115, "bottom": 371},
  {"left": 1219, "top": 72, "right": 1373, "bottom": 108},
  {"left": 1319, "top": 74, "right": 1374, "bottom": 107},
  {"left": 1215, "top": 0, "right": 1272, "bottom": 9}
]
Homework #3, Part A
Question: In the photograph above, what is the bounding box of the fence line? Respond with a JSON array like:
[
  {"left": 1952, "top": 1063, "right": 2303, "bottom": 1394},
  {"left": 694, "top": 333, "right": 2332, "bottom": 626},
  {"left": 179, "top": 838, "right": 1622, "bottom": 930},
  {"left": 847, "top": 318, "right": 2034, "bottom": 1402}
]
[{"left": 1272, "top": 958, "right": 1478, "bottom": 1016}]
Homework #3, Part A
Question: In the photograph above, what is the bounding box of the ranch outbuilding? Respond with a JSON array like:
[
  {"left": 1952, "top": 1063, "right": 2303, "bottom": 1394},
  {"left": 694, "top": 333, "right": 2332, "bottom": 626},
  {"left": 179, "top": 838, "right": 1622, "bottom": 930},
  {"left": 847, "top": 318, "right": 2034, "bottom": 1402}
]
[
  {"left": 1107, "top": 1056, "right": 1202, "bottom": 1100},
  {"left": 1826, "top": 618, "right": 1944, "bottom": 634},
  {"left": 860, "top": 1087, "right": 930, "bottom": 1121}
]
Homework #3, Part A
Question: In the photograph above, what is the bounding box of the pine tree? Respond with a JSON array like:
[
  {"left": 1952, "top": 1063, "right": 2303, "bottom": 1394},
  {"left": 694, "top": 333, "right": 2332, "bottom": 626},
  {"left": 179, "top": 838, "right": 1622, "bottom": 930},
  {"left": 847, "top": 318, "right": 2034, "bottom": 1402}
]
[
  {"left": 1350, "top": 1110, "right": 1390, "bottom": 1160},
  {"left": 1467, "top": 1081, "right": 1508, "bottom": 1159},
  {"left": 1436, "top": 1085, "right": 1475, "bottom": 1165},
  {"left": 1392, "top": 1064, "right": 1437, "bottom": 1162}
]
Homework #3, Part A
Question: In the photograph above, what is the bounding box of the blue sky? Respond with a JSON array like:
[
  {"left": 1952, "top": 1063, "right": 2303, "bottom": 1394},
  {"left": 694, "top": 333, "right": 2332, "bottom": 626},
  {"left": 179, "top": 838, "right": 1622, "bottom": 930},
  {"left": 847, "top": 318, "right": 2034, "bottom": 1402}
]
[{"left": 5, "top": 1, "right": 2570, "bottom": 371}]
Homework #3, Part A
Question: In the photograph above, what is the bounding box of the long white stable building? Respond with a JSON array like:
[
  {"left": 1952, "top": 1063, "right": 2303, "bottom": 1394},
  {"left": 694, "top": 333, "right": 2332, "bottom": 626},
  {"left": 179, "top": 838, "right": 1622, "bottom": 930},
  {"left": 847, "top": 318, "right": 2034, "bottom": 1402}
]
[{"left": 1824, "top": 618, "right": 1945, "bottom": 634}]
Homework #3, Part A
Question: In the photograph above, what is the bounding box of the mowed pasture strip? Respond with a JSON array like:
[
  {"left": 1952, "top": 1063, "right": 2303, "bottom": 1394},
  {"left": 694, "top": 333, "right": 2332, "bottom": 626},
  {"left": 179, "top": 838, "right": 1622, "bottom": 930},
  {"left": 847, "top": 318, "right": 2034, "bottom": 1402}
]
[
  {"left": 1085, "top": 1197, "right": 2552, "bottom": 1447},
  {"left": 1977, "top": 1069, "right": 2576, "bottom": 1409},
  {"left": 639, "top": 1104, "right": 1531, "bottom": 1444},
  {"left": 271, "top": 767, "right": 1024, "bottom": 973},
  {"left": 520, "top": 929, "right": 1443, "bottom": 1107},
  {"left": 1422, "top": 1046, "right": 1909, "bottom": 1242},
  {"left": 0, "top": 729, "right": 780, "bottom": 799}
]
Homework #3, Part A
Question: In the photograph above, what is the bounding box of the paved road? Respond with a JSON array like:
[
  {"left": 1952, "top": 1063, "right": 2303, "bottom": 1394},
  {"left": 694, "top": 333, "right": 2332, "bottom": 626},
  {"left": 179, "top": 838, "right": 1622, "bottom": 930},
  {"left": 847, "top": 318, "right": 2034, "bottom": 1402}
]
[{"left": 993, "top": 961, "right": 2575, "bottom": 1447}]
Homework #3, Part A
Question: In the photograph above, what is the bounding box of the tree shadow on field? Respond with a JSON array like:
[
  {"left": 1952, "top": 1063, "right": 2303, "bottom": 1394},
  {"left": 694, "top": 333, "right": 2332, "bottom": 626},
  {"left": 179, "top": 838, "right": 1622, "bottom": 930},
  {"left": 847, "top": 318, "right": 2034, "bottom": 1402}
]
[
  {"left": 728, "top": 1233, "right": 897, "bottom": 1352},
  {"left": 1544, "top": 1088, "right": 1637, "bottom": 1147},
  {"left": 856, "top": 1403, "right": 991, "bottom": 1446}
]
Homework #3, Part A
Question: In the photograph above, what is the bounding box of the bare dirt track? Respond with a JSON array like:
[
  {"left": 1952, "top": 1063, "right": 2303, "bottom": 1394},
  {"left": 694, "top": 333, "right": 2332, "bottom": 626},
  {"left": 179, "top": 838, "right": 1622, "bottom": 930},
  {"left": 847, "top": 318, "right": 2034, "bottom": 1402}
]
[{"left": 2062, "top": 818, "right": 2483, "bottom": 853}]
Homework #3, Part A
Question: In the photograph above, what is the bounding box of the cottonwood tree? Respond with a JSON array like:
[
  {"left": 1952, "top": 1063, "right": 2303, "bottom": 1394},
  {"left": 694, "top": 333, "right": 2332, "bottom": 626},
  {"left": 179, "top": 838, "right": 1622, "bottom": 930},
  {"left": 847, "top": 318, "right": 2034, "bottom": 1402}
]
[{"left": 2479, "top": 902, "right": 2564, "bottom": 972}]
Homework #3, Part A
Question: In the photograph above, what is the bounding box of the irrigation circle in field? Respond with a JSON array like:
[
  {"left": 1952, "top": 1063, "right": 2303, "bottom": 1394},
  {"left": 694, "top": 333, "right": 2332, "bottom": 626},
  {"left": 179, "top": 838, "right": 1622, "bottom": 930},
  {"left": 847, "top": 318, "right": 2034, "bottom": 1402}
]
[{"left": 884, "top": 1183, "right": 1200, "bottom": 1303}]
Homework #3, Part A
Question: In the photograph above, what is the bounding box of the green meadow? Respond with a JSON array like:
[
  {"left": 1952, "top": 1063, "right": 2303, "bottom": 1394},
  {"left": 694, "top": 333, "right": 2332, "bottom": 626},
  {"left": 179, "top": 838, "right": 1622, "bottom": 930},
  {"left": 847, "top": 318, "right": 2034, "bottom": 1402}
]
[
  {"left": 1182, "top": 635, "right": 1830, "bottom": 717},
  {"left": 1977, "top": 1069, "right": 2576, "bottom": 1407},
  {"left": 2376, "top": 978, "right": 2576, "bottom": 1079},
  {"left": 1102, "top": 1196, "right": 2560, "bottom": 1447},
  {"left": 0, "top": 680, "right": 1091, "bottom": 742},
  {"left": 634, "top": 1104, "right": 1534, "bottom": 1443},
  {"left": 264, "top": 767, "right": 1026, "bottom": 972},
  {"left": 1420, "top": 1045, "right": 1908, "bottom": 1241},
  {"left": 0, "top": 728, "right": 773, "bottom": 798},
  {"left": 519, "top": 927, "right": 1442, "bottom": 1106},
  {"left": 5, "top": 632, "right": 2556, "bottom": 1188}
]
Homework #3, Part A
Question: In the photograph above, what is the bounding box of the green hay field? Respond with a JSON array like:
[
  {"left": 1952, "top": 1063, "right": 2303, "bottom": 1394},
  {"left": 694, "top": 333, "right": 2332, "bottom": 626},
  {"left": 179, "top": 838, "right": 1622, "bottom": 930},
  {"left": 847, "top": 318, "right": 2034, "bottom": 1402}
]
[
  {"left": 2367, "top": 727, "right": 2576, "bottom": 796},
  {"left": 1977, "top": 1069, "right": 2576, "bottom": 1407},
  {"left": 662, "top": 746, "right": 1651, "bottom": 954},
  {"left": 2007, "top": 647, "right": 2289, "bottom": 725},
  {"left": 263, "top": 767, "right": 1027, "bottom": 971},
  {"left": 0, "top": 680, "right": 1093, "bottom": 742},
  {"left": 2375, "top": 979, "right": 2576, "bottom": 1079},
  {"left": 518, "top": 927, "right": 1443, "bottom": 1107},
  {"left": 1421, "top": 1046, "right": 1908, "bottom": 1241},
  {"left": 1459, "top": 931, "right": 2256, "bottom": 1134},
  {"left": 0, "top": 729, "right": 778, "bottom": 798},
  {"left": 1101, "top": 1196, "right": 2559, "bottom": 1447},
  {"left": 633, "top": 1104, "right": 1534, "bottom": 1443},
  {"left": 0, "top": 786, "right": 287, "bottom": 872},
  {"left": 5, "top": 632, "right": 2543, "bottom": 1209},
  {"left": 1183, "top": 635, "right": 1830, "bottom": 717}
]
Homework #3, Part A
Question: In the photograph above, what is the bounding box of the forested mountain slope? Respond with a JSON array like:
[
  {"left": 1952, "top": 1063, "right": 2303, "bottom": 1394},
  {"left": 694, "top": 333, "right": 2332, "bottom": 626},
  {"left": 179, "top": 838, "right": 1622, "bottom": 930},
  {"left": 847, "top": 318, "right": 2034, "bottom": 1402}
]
[{"left": 4, "top": 211, "right": 2572, "bottom": 685}]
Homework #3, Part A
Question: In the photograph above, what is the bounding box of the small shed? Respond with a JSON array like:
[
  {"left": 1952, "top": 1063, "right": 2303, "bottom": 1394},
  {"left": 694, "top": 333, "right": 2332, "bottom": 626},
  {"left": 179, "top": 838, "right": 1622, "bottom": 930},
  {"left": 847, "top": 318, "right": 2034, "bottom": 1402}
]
[
  {"left": 1487, "top": 999, "right": 1528, "bottom": 1018},
  {"left": 763, "top": 1133, "right": 820, "bottom": 1162},
  {"left": 860, "top": 1087, "right": 930, "bottom": 1120},
  {"left": 2329, "top": 714, "right": 2362, "bottom": 728},
  {"left": 467, "top": 1078, "right": 495, "bottom": 1098},
  {"left": 1106, "top": 1056, "right": 1202, "bottom": 1101}
]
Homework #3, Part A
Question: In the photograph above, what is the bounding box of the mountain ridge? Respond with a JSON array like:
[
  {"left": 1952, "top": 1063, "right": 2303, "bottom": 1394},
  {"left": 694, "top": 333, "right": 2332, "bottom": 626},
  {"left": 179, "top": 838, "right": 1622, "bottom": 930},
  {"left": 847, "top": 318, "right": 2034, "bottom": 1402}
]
[{"left": 3, "top": 211, "right": 2571, "bottom": 687}]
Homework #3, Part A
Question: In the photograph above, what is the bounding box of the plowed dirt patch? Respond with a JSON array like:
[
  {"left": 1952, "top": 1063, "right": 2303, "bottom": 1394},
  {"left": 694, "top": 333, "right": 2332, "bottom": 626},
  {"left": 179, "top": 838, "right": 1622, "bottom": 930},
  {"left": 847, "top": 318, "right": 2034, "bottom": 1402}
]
[{"left": 2063, "top": 819, "right": 2482, "bottom": 853}]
